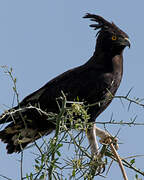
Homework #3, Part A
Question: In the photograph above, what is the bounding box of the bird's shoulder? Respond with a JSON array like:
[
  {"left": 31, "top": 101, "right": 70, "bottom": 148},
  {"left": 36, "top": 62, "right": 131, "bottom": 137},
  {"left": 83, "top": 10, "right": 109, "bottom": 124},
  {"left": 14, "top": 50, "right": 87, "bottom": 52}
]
[{"left": 20, "top": 63, "right": 114, "bottom": 106}]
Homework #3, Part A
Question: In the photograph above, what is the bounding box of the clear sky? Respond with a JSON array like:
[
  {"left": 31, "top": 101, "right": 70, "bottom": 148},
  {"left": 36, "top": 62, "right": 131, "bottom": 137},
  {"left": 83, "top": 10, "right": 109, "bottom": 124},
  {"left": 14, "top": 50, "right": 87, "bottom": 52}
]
[{"left": 0, "top": 1, "right": 144, "bottom": 180}]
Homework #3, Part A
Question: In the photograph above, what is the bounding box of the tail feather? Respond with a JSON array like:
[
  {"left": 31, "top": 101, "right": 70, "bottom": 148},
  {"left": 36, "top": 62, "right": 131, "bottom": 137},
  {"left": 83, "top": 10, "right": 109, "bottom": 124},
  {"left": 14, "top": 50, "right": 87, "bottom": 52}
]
[
  {"left": 0, "top": 106, "right": 55, "bottom": 153},
  {"left": 0, "top": 125, "right": 53, "bottom": 153}
]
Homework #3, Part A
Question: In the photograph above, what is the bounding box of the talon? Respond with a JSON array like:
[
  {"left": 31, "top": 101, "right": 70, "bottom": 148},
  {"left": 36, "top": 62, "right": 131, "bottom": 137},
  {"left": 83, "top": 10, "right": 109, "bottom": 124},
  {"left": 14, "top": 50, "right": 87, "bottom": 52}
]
[
  {"left": 99, "top": 136, "right": 119, "bottom": 150},
  {"left": 96, "top": 163, "right": 105, "bottom": 175},
  {"left": 90, "top": 156, "right": 106, "bottom": 175}
]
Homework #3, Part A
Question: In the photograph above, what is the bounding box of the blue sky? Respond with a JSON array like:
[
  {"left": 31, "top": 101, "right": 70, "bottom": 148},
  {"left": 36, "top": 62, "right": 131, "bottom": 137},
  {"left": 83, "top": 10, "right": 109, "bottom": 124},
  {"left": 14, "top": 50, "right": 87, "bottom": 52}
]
[{"left": 0, "top": 1, "right": 144, "bottom": 179}]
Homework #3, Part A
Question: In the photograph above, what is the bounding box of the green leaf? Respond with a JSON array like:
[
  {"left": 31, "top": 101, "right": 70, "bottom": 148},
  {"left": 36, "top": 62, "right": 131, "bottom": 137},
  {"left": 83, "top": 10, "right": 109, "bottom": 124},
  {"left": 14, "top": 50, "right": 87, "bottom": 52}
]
[
  {"left": 41, "top": 154, "right": 45, "bottom": 164},
  {"left": 26, "top": 173, "right": 29, "bottom": 179},
  {"left": 56, "top": 150, "right": 61, "bottom": 157},
  {"left": 57, "top": 143, "right": 63, "bottom": 148},
  {"left": 76, "top": 96, "right": 79, "bottom": 101},
  {"left": 14, "top": 77, "right": 17, "bottom": 83},
  {"left": 10, "top": 67, "right": 13, "bottom": 73},
  {"left": 35, "top": 165, "right": 40, "bottom": 172},
  {"left": 30, "top": 173, "right": 33, "bottom": 180},
  {"left": 130, "top": 158, "right": 135, "bottom": 165},
  {"left": 72, "top": 169, "right": 76, "bottom": 177},
  {"left": 35, "top": 159, "right": 39, "bottom": 164},
  {"left": 135, "top": 174, "right": 138, "bottom": 179},
  {"left": 40, "top": 174, "right": 44, "bottom": 179}
]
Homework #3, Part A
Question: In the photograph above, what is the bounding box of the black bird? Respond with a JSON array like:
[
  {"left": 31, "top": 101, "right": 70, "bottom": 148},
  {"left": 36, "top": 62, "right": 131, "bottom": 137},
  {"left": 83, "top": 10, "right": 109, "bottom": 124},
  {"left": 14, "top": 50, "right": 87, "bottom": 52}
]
[{"left": 0, "top": 13, "right": 130, "bottom": 154}]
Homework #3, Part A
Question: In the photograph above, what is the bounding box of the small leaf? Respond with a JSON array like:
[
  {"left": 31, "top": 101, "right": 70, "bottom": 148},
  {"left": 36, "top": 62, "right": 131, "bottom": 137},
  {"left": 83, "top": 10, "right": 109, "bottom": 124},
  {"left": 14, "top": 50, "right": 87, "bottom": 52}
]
[
  {"left": 72, "top": 169, "right": 76, "bottom": 177},
  {"left": 58, "top": 143, "right": 63, "bottom": 148},
  {"left": 10, "top": 67, "right": 13, "bottom": 73},
  {"left": 56, "top": 150, "right": 61, "bottom": 157},
  {"left": 76, "top": 96, "right": 79, "bottom": 101},
  {"left": 35, "top": 165, "right": 40, "bottom": 172},
  {"left": 35, "top": 159, "right": 39, "bottom": 164},
  {"left": 14, "top": 78, "right": 17, "bottom": 83},
  {"left": 41, "top": 154, "right": 45, "bottom": 163},
  {"left": 40, "top": 174, "right": 44, "bottom": 179},
  {"left": 130, "top": 158, "right": 135, "bottom": 165},
  {"left": 30, "top": 173, "right": 33, "bottom": 180},
  {"left": 26, "top": 173, "right": 29, "bottom": 179},
  {"left": 135, "top": 174, "right": 138, "bottom": 179}
]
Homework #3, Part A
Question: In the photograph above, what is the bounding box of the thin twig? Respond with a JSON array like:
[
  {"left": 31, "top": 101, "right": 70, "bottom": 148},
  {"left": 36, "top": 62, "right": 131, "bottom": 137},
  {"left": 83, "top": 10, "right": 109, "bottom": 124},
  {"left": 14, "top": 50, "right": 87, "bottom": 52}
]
[
  {"left": 0, "top": 174, "right": 13, "bottom": 180},
  {"left": 122, "top": 159, "right": 144, "bottom": 176},
  {"left": 115, "top": 95, "right": 144, "bottom": 108},
  {"left": 108, "top": 138, "right": 128, "bottom": 180},
  {"left": 48, "top": 92, "right": 66, "bottom": 180},
  {"left": 96, "top": 121, "right": 144, "bottom": 126},
  {"left": 65, "top": 128, "right": 91, "bottom": 159},
  {"left": 20, "top": 151, "right": 23, "bottom": 180}
]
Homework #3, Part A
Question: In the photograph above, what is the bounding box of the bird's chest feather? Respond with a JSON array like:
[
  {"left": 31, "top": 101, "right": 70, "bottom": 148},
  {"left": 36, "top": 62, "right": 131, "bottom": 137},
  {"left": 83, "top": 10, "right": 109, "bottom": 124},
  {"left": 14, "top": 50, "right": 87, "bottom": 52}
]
[
  {"left": 110, "top": 54, "right": 123, "bottom": 94},
  {"left": 108, "top": 71, "right": 122, "bottom": 96},
  {"left": 87, "top": 55, "right": 123, "bottom": 105}
]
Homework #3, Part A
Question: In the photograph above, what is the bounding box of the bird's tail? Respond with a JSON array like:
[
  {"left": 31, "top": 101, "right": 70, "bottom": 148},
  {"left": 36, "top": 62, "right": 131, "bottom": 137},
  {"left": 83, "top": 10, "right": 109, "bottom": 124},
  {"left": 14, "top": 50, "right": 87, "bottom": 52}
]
[
  {"left": 0, "top": 106, "right": 54, "bottom": 154},
  {"left": 0, "top": 125, "right": 53, "bottom": 154}
]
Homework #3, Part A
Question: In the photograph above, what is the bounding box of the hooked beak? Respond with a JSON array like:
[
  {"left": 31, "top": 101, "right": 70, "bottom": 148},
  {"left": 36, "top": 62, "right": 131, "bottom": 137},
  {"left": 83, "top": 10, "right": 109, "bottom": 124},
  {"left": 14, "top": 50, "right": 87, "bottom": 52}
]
[
  {"left": 124, "top": 37, "right": 131, "bottom": 48},
  {"left": 118, "top": 37, "right": 131, "bottom": 48},
  {"left": 123, "top": 37, "right": 131, "bottom": 48}
]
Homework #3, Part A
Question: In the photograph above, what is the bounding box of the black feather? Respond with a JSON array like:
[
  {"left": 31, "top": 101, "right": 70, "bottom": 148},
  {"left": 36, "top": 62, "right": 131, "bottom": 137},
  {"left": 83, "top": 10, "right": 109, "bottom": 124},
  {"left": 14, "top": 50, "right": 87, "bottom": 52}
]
[{"left": 0, "top": 13, "right": 130, "bottom": 154}]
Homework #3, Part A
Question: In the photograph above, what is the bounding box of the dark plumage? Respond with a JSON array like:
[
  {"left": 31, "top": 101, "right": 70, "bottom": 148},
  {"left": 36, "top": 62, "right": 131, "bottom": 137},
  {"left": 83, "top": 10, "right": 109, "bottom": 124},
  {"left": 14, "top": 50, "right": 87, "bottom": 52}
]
[{"left": 0, "top": 13, "right": 130, "bottom": 154}]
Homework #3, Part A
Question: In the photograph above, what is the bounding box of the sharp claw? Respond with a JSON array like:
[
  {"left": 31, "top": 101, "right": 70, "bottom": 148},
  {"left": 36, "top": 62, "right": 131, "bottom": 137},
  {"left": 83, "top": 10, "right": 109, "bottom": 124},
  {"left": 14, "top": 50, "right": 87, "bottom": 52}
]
[
  {"left": 90, "top": 155, "right": 106, "bottom": 176},
  {"left": 96, "top": 163, "right": 105, "bottom": 175},
  {"left": 99, "top": 136, "right": 119, "bottom": 150}
]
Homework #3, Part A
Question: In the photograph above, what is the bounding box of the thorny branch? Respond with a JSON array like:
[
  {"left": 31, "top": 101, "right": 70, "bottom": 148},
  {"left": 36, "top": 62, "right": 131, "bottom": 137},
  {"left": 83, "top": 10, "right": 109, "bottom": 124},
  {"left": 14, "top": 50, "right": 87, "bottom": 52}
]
[
  {"left": 0, "top": 67, "right": 144, "bottom": 179},
  {"left": 48, "top": 91, "right": 67, "bottom": 180},
  {"left": 1, "top": 92, "right": 144, "bottom": 180}
]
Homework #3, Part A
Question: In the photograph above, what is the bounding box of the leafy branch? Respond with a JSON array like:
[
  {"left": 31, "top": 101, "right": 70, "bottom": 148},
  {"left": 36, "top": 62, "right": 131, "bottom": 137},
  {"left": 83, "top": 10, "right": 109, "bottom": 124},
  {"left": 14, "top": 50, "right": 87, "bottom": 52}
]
[{"left": 0, "top": 67, "right": 144, "bottom": 180}]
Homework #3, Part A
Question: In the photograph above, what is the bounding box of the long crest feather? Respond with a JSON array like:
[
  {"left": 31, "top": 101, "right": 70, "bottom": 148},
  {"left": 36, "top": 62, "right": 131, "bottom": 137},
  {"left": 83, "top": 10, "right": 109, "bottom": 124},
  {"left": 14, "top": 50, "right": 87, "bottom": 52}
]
[
  {"left": 83, "top": 13, "right": 129, "bottom": 38},
  {"left": 83, "top": 13, "right": 112, "bottom": 30}
]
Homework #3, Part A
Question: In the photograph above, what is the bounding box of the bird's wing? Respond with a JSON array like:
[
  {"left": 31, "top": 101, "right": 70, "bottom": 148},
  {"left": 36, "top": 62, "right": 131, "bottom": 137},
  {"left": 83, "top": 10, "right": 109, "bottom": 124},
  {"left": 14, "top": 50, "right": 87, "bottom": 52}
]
[{"left": 19, "top": 64, "right": 113, "bottom": 112}]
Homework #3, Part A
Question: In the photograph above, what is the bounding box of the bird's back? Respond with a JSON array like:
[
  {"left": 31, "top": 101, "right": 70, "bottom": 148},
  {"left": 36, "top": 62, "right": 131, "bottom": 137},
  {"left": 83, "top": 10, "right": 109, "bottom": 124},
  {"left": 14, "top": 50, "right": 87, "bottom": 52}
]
[{"left": 0, "top": 13, "right": 130, "bottom": 154}]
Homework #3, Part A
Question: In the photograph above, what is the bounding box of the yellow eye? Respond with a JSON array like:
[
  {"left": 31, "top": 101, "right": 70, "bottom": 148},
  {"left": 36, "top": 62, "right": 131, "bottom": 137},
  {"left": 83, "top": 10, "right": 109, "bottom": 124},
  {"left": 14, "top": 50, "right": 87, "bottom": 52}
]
[{"left": 112, "top": 35, "right": 117, "bottom": 41}]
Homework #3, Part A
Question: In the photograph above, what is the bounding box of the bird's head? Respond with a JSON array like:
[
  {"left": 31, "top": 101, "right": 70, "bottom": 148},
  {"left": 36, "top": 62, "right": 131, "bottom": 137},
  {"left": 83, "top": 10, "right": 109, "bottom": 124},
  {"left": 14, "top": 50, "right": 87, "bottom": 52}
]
[{"left": 83, "top": 13, "right": 130, "bottom": 54}]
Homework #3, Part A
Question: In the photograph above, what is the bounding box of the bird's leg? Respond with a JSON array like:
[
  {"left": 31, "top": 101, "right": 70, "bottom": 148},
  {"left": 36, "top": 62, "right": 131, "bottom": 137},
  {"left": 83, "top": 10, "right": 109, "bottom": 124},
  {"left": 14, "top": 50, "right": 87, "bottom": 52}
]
[
  {"left": 87, "top": 124, "right": 120, "bottom": 176},
  {"left": 87, "top": 124, "right": 107, "bottom": 175},
  {"left": 87, "top": 123, "right": 99, "bottom": 155},
  {"left": 87, "top": 123, "right": 111, "bottom": 156},
  {"left": 95, "top": 126, "right": 128, "bottom": 180},
  {"left": 87, "top": 123, "right": 119, "bottom": 155},
  {"left": 93, "top": 125, "right": 118, "bottom": 150}
]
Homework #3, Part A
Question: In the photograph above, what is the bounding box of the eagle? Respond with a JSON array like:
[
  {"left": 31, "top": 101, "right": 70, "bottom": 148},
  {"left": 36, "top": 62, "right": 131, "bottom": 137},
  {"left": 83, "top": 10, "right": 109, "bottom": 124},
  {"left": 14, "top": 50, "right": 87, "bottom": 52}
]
[{"left": 0, "top": 13, "right": 130, "bottom": 154}]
